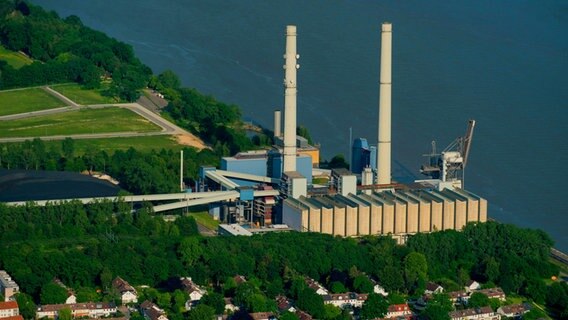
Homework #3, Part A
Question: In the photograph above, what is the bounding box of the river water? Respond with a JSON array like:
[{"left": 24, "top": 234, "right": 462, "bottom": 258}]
[{"left": 30, "top": 0, "right": 568, "bottom": 250}]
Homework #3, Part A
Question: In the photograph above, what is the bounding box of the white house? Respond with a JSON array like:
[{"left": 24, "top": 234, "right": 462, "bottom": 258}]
[
  {"left": 53, "top": 279, "right": 77, "bottom": 304},
  {"left": 386, "top": 304, "right": 413, "bottom": 319},
  {"left": 323, "top": 293, "right": 368, "bottom": 309},
  {"left": 425, "top": 282, "right": 444, "bottom": 295},
  {"left": 36, "top": 302, "right": 116, "bottom": 319},
  {"left": 449, "top": 306, "right": 501, "bottom": 320},
  {"left": 305, "top": 278, "right": 328, "bottom": 296},
  {"left": 112, "top": 277, "right": 138, "bottom": 304},
  {"left": 0, "top": 301, "right": 19, "bottom": 318},
  {"left": 180, "top": 277, "right": 206, "bottom": 310},
  {"left": 497, "top": 303, "right": 530, "bottom": 318},
  {"left": 140, "top": 301, "right": 168, "bottom": 320},
  {"left": 464, "top": 280, "right": 481, "bottom": 292}
]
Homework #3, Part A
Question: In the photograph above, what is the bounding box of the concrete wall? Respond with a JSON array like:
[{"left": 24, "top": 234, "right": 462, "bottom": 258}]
[
  {"left": 357, "top": 204, "right": 370, "bottom": 235},
  {"left": 282, "top": 200, "right": 307, "bottom": 232},
  {"left": 441, "top": 199, "right": 455, "bottom": 231},
  {"left": 333, "top": 206, "right": 346, "bottom": 236},
  {"left": 308, "top": 206, "right": 321, "bottom": 232},
  {"left": 369, "top": 202, "right": 382, "bottom": 235},
  {"left": 406, "top": 201, "right": 419, "bottom": 234},
  {"left": 467, "top": 198, "right": 479, "bottom": 222},
  {"left": 431, "top": 201, "right": 443, "bottom": 231},
  {"left": 454, "top": 199, "right": 467, "bottom": 230},
  {"left": 345, "top": 205, "right": 358, "bottom": 236},
  {"left": 479, "top": 198, "right": 488, "bottom": 222},
  {"left": 418, "top": 201, "right": 431, "bottom": 232},
  {"left": 382, "top": 203, "right": 395, "bottom": 234},
  {"left": 321, "top": 206, "right": 333, "bottom": 235},
  {"left": 394, "top": 201, "right": 407, "bottom": 234}
]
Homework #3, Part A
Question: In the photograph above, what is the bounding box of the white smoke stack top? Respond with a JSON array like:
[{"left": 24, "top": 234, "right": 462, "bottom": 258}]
[
  {"left": 283, "top": 25, "right": 299, "bottom": 172},
  {"left": 377, "top": 22, "right": 392, "bottom": 185},
  {"left": 274, "top": 109, "right": 282, "bottom": 138}
]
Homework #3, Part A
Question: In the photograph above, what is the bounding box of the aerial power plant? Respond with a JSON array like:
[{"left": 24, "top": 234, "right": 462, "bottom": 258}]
[
  {"left": 6, "top": 23, "right": 487, "bottom": 241},
  {"left": 191, "top": 22, "right": 488, "bottom": 240}
]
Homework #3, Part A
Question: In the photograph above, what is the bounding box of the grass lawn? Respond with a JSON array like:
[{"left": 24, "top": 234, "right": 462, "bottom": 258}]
[
  {"left": 0, "top": 45, "right": 33, "bottom": 69},
  {"left": 190, "top": 211, "right": 220, "bottom": 230},
  {"left": 0, "top": 88, "right": 66, "bottom": 116},
  {"left": 51, "top": 83, "right": 117, "bottom": 105},
  {"left": 60, "top": 135, "right": 183, "bottom": 154},
  {"left": 0, "top": 107, "right": 160, "bottom": 138}
]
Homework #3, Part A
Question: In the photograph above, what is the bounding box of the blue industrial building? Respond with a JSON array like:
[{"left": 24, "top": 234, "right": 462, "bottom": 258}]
[{"left": 351, "top": 138, "right": 376, "bottom": 174}]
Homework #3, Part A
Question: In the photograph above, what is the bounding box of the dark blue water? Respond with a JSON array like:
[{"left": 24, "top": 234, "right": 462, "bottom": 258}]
[{"left": 30, "top": 0, "right": 568, "bottom": 250}]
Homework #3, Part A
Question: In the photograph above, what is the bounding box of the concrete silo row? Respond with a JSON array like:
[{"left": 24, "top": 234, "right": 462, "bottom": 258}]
[{"left": 282, "top": 189, "right": 487, "bottom": 238}]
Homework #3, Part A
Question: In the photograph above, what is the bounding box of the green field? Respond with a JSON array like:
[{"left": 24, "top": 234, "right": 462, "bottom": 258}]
[
  {"left": 41, "top": 135, "right": 184, "bottom": 154},
  {"left": 0, "top": 45, "right": 33, "bottom": 69},
  {"left": 0, "top": 88, "right": 66, "bottom": 116},
  {"left": 51, "top": 83, "right": 117, "bottom": 105},
  {"left": 190, "top": 211, "right": 220, "bottom": 231},
  {"left": 0, "top": 107, "right": 160, "bottom": 138}
]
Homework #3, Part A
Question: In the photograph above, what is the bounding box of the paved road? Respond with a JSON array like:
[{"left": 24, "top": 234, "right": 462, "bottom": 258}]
[{"left": 42, "top": 86, "right": 79, "bottom": 107}]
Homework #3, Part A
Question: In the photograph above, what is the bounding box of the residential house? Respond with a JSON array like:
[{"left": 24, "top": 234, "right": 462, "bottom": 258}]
[
  {"left": 224, "top": 298, "right": 239, "bottom": 313},
  {"left": 112, "top": 277, "right": 138, "bottom": 304},
  {"left": 447, "top": 291, "right": 471, "bottom": 305},
  {"left": 385, "top": 304, "right": 412, "bottom": 319},
  {"left": 304, "top": 278, "right": 329, "bottom": 296},
  {"left": 464, "top": 280, "right": 481, "bottom": 292},
  {"left": 36, "top": 302, "right": 117, "bottom": 319},
  {"left": 248, "top": 312, "right": 276, "bottom": 320},
  {"left": 373, "top": 283, "right": 389, "bottom": 297},
  {"left": 0, "top": 301, "right": 19, "bottom": 318},
  {"left": 497, "top": 303, "right": 531, "bottom": 319},
  {"left": 323, "top": 293, "right": 368, "bottom": 309},
  {"left": 477, "top": 288, "right": 506, "bottom": 301},
  {"left": 0, "top": 271, "right": 19, "bottom": 302},
  {"left": 295, "top": 310, "right": 312, "bottom": 320},
  {"left": 425, "top": 282, "right": 444, "bottom": 295},
  {"left": 53, "top": 279, "right": 77, "bottom": 304},
  {"left": 449, "top": 306, "right": 501, "bottom": 320},
  {"left": 180, "top": 277, "right": 206, "bottom": 310},
  {"left": 275, "top": 296, "right": 296, "bottom": 313},
  {"left": 233, "top": 275, "right": 247, "bottom": 285},
  {"left": 140, "top": 301, "right": 168, "bottom": 320}
]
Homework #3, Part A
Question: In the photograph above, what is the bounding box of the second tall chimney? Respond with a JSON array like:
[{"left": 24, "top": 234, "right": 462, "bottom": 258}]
[
  {"left": 377, "top": 22, "right": 392, "bottom": 185},
  {"left": 283, "top": 25, "right": 299, "bottom": 173}
]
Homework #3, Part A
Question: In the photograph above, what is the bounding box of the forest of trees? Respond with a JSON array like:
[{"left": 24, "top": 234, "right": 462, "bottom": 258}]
[
  {"left": 0, "top": 138, "right": 222, "bottom": 194},
  {"left": 0, "top": 0, "right": 151, "bottom": 100},
  {"left": 0, "top": 198, "right": 566, "bottom": 320}
]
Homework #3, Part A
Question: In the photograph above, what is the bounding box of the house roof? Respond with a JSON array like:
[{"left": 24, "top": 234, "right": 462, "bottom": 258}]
[
  {"left": 465, "top": 280, "right": 478, "bottom": 287},
  {"left": 449, "top": 306, "right": 493, "bottom": 319},
  {"left": 233, "top": 275, "right": 247, "bottom": 285},
  {"left": 387, "top": 304, "right": 410, "bottom": 313},
  {"left": 180, "top": 277, "right": 204, "bottom": 294},
  {"left": 249, "top": 312, "right": 275, "bottom": 320},
  {"left": 499, "top": 303, "right": 530, "bottom": 315},
  {"left": 426, "top": 282, "right": 442, "bottom": 291},
  {"left": 295, "top": 310, "right": 312, "bottom": 320},
  {"left": 140, "top": 301, "right": 167, "bottom": 320},
  {"left": 1, "top": 316, "right": 23, "bottom": 320},
  {"left": 112, "top": 277, "right": 136, "bottom": 294},
  {"left": 477, "top": 287, "right": 505, "bottom": 298},
  {"left": 38, "top": 302, "right": 115, "bottom": 312},
  {"left": 0, "top": 301, "right": 18, "bottom": 310}
]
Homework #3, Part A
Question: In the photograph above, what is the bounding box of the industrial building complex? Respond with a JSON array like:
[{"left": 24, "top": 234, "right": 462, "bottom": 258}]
[
  {"left": 191, "top": 22, "right": 487, "bottom": 240},
  {"left": 5, "top": 23, "right": 487, "bottom": 242}
]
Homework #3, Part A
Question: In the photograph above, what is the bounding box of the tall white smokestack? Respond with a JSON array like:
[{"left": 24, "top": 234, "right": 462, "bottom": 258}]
[
  {"left": 283, "top": 25, "right": 299, "bottom": 172},
  {"left": 274, "top": 109, "right": 282, "bottom": 138},
  {"left": 377, "top": 22, "right": 392, "bottom": 185}
]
